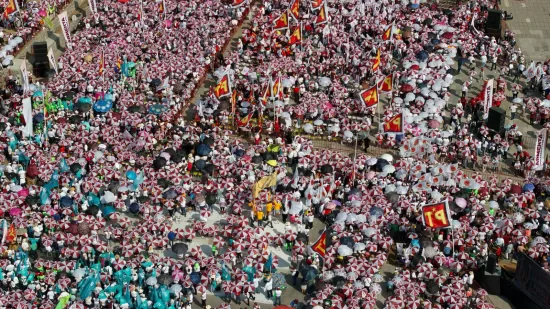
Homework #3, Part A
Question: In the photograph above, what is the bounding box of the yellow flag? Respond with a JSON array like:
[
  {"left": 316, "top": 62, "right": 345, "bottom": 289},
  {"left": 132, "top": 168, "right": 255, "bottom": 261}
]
[{"left": 252, "top": 172, "right": 278, "bottom": 198}]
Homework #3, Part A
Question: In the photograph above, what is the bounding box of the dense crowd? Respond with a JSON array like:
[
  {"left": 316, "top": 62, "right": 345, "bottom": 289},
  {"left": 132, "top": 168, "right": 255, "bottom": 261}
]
[{"left": 0, "top": 0, "right": 549, "bottom": 309}]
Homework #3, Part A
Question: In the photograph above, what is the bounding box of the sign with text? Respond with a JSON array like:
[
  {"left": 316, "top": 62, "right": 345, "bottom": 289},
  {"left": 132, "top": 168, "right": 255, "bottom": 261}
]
[
  {"left": 534, "top": 128, "right": 547, "bottom": 171},
  {"left": 421, "top": 202, "right": 451, "bottom": 229},
  {"left": 58, "top": 11, "right": 72, "bottom": 48},
  {"left": 483, "top": 79, "right": 494, "bottom": 119},
  {"left": 515, "top": 253, "right": 550, "bottom": 309}
]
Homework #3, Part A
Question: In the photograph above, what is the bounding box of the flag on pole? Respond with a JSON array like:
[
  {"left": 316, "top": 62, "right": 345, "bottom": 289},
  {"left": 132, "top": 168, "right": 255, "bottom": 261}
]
[
  {"left": 3, "top": 0, "right": 19, "bottom": 19},
  {"left": 47, "top": 48, "right": 58, "bottom": 74},
  {"left": 311, "top": 229, "right": 327, "bottom": 257},
  {"left": 372, "top": 49, "right": 381, "bottom": 72},
  {"left": 252, "top": 172, "right": 278, "bottom": 198},
  {"left": 289, "top": 0, "right": 300, "bottom": 21},
  {"left": 231, "top": 90, "right": 237, "bottom": 115},
  {"left": 315, "top": 2, "right": 328, "bottom": 25},
  {"left": 288, "top": 24, "right": 302, "bottom": 45},
  {"left": 99, "top": 51, "right": 105, "bottom": 75},
  {"left": 421, "top": 202, "right": 451, "bottom": 228},
  {"left": 311, "top": 0, "right": 323, "bottom": 10},
  {"left": 260, "top": 83, "right": 271, "bottom": 105},
  {"left": 231, "top": 0, "right": 246, "bottom": 7},
  {"left": 237, "top": 113, "right": 254, "bottom": 127},
  {"left": 359, "top": 85, "right": 378, "bottom": 108},
  {"left": 378, "top": 74, "right": 393, "bottom": 92},
  {"left": 159, "top": 0, "right": 166, "bottom": 13},
  {"left": 273, "top": 10, "right": 289, "bottom": 31},
  {"left": 214, "top": 75, "right": 231, "bottom": 98},
  {"left": 382, "top": 23, "right": 394, "bottom": 41},
  {"left": 383, "top": 113, "right": 404, "bottom": 133},
  {"left": 138, "top": 0, "right": 144, "bottom": 26},
  {"left": 5, "top": 223, "right": 16, "bottom": 243},
  {"left": 272, "top": 77, "right": 283, "bottom": 100}
]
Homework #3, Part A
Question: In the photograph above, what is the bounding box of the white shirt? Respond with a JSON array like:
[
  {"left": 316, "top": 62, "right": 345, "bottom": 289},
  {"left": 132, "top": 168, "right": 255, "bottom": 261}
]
[{"left": 510, "top": 105, "right": 517, "bottom": 113}]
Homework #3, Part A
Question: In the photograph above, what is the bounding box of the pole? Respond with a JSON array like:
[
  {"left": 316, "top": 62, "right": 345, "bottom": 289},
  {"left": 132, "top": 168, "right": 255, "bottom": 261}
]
[
  {"left": 351, "top": 136, "right": 358, "bottom": 183},
  {"left": 451, "top": 225, "right": 455, "bottom": 257}
]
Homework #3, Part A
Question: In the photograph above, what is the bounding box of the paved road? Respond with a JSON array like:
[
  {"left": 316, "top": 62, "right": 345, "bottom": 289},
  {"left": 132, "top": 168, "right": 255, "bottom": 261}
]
[{"left": 502, "top": 0, "right": 550, "bottom": 61}]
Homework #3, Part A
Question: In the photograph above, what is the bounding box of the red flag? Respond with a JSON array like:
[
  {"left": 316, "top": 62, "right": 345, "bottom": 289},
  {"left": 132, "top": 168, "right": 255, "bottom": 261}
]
[
  {"left": 3, "top": 0, "right": 18, "bottom": 19},
  {"left": 273, "top": 10, "right": 289, "bottom": 31},
  {"left": 382, "top": 23, "right": 393, "bottom": 41},
  {"left": 231, "top": 0, "right": 246, "bottom": 8},
  {"left": 237, "top": 113, "right": 253, "bottom": 127},
  {"left": 260, "top": 83, "right": 271, "bottom": 105},
  {"left": 231, "top": 90, "right": 237, "bottom": 115},
  {"left": 214, "top": 75, "right": 231, "bottom": 98},
  {"left": 288, "top": 25, "right": 302, "bottom": 45},
  {"left": 311, "top": 0, "right": 323, "bottom": 10},
  {"left": 159, "top": 0, "right": 165, "bottom": 14},
  {"left": 311, "top": 230, "right": 327, "bottom": 257},
  {"left": 289, "top": 0, "right": 300, "bottom": 21},
  {"left": 384, "top": 113, "right": 404, "bottom": 133},
  {"left": 272, "top": 77, "right": 283, "bottom": 100},
  {"left": 372, "top": 49, "right": 380, "bottom": 72},
  {"left": 359, "top": 85, "right": 378, "bottom": 108},
  {"left": 378, "top": 74, "right": 393, "bottom": 92},
  {"left": 421, "top": 202, "right": 451, "bottom": 229},
  {"left": 315, "top": 3, "right": 328, "bottom": 25},
  {"left": 6, "top": 223, "right": 16, "bottom": 243},
  {"left": 98, "top": 51, "right": 105, "bottom": 75}
]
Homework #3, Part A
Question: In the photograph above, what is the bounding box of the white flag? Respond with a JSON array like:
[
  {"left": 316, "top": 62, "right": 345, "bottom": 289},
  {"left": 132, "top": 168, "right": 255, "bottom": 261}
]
[
  {"left": 89, "top": 0, "right": 98, "bottom": 15},
  {"left": 58, "top": 11, "right": 72, "bottom": 48},
  {"left": 47, "top": 48, "right": 58, "bottom": 74},
  {"left": 20, "top": 60, "right": 29, "bottom": 92}
]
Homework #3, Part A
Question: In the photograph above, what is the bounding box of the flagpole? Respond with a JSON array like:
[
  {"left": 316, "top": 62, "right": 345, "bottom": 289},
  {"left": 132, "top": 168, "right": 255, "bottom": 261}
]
[{"left": 351, "top": 135, "right": 358, "bottom": 184}]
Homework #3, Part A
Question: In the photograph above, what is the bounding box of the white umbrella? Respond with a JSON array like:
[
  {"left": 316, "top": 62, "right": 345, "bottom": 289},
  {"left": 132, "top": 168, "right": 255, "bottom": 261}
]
[
  {"left": 343, "top": 130, "right": 353, "bottom": 138},
  {"left": 383, "top": 165, "right": 396, "bottom": 174},
  {"left": 281, "top": 112, "right": 291, "bottom": 119},
  {"left": 102, "top": 191, "right": 117, "bottom": 203},
  {"left": 513, "top": 98, "right": 523, "bottom": 104},
  {"left": 393, "top": 97, "right": 404, "bottom": 104},
  {"left": 303, "top": 123, "right": 314, "bottom": 133},
  {"left": 318, "top": 77, "right": 332, "bottom": 87},
  {"left": 282, "top": 77, "right": 295, "bottom": 88},
  {"left": 337, "top": 245, "right": 353, "bottom": 256},
  {"left": 353, "top": 243, "right": 366, "bottom": 252},
  {"left": 366, "top": 158, "right": 377, "bottom": 166},
  {"left": 313, "top": 119, "right": 324, "bottom": 125},
  {"left": 380, "top": 153, "right": 393, "bottom": 162},
  {"left": 2, "top": 58, "right": 11, "bottom": 66},
  {"left": 363, "top": 228, "right": 377, "bottom": 237},
  {"left": 396, "top": 186, "right": 408, "bottom": 195},
  {"left": 488, "top": 201, "right": 499, "bottom": 209}
]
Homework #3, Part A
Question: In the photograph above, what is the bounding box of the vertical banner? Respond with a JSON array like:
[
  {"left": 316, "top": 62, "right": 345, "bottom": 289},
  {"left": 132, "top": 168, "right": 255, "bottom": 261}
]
[
  {"left": 22, "top": 97, "right": 33, "bottom": 137},
  {"left": 421, "top": 202, "right": 451, "bottom": 228},
  {"left": 483, "top": 78, "right": 494, "bottom": 119},
  {"left": 534, "top": 128, "right": 547, "bottom": 171},
  {"left": 47, "top": 48, "right": 58, "bottom": 74},
  {"left": 58, "top": 11, "right": 72, "bottom": 48},
  {"left": 89, "top": 0, "right": 97, "bottom": 15},
  {"left": 20, "top": 60, "right": 29, "bottom": 92}
]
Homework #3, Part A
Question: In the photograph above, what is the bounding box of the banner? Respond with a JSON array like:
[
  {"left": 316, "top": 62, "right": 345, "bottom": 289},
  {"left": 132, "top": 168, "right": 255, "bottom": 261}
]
[
  {"left": 22, "top": 97, "right": 33, "bottom": 137},
  {"left": 534, "top": 128, "right": 547, "bottom": 171},
  {"left": 89, "top": 0, "right": 98, "bottom": 15},
  {"left": 421, "top": 202, "right": 451, "bottom": 229},
  {"left": 252, "top": 172, "right": 278, "bottom": 198},
  {"left": 515, "top": 253, "right": 550, "bottom": 309},
  {"left": 47, "top": 48, "right": 58, "bottom": 74},
  {"left": 58, "top": 11, "right": 72, "bottom": 48},
  {"left": 311, "top": 229, "right": 327, "bottom": 257},
  {"left": 523, "top": 62, "right": 536, "bottom": 80},
  {"left": 20, "top": 60, "right": 29, "bottom": 92},
  {"left": 482, "top": 79, "right": 494, "bottom": 119},
  {"left": 3, "top": 0, "right": 19, "bottom": 19},
  {"left": 383, "top": 113, "right": 404, "bottom": 134}
]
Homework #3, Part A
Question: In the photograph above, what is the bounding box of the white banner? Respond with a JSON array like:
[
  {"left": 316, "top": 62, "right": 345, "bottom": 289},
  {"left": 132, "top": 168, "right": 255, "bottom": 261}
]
[
  {"left": 58, "top": 11, "right": 72, "bottom": 48},
  {"left": 523, "top": 62, "right": 536, "bottom": 79},
  {"left": 22, "top": 97, "right": 33, "bottom": 137},
  {"left": 534, "top": 128, "right": 547, "bottom": 171},
  {"left": 483, "top": 78, "right": 494, "bottom": 119},
  {"left": 47, "top": 48, "right": 58, "bottom": 74},
  {"left": 89, "top": 0, "right": 98, "bottom": 15},
  {"left": 20, "top": 60, "right": 29, "bottom": 92}
]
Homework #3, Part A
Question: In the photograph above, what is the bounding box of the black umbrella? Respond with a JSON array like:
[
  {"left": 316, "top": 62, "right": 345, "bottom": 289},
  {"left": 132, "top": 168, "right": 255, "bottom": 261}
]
[
  {"left": 204, "top": 164, "right": 214, "bottom": 174},
  {"left": 70, "top": 163, "right": 82, "bottom": 174},
  {"left": 202, "top": 137, "right": 214, "bottom": 146},
  {"left": 194, "top": 159, "right": 206, "bottom": 171},
  {"left": 251, "top": 156, "right": 263, "bottom": 164},
  {"left": 163, "top": 188, "right": 177, "bottom": 200},
  {"left": 339, "top": 236, "right": 355, "bottom": 249},
  {"left": 63, "top": 91, "right": 75, "bottom": 101},
  {"left": 426, "top": 280, "right": 439, "bottom": 294},
  {"left": 423, "top": 18, "right": 433, "bottom": 26},
  {"left": 385, "top": 191, "right": 399, "bottom": 203},
  {"left": 74, "top": 103, "right": 91, "bottom": 112},
  {"left": 153, "top": 157, "right": 167, "bottom": 170},
  {"left": 87, "top": 206, "right": 100, "bottom": 216},
  {"left": 129, "top": 202, "right": 140, "bottom": 214},
  {"left": 263, "top": 152, "right": 275, "bottom": 161},
  {"left": 296, "top": 232, "right": 308, "bottom": 243},
  {"left": 150, "top": 78, "right": 162, "bottom": 88},
  {"left": 25, "top": 195, "right": 40, "bottom": 205},
  {"left": 424, "top": 45, "right": 434, "bottom": 53},
  {"left": 375, "top": 159, "right": 389, "bottom": 172},
  {"left": 164, "top": 148, "right": 177, "bottom": 158},
  {"left": 157, "top": 178, "right": 172, "bottom": 188},
  {"left": 332, "top": 275, "right": 346, "bottom": 288},
  {"left": 320, "top": 164, "right": 333, "bottom": 174},
  {"left": 128, "top": 106, "right": 145, "bottom": 113},
  {"left": 172, "top": 243, "right": 188, "bottom": 255},
  {"left": 157, "top": 273, "right": 174, "bottom": 286},
  {"left": 69, "top": 115, "right": 83, "bottom": 124},
  {"left": 205, "top": 193, "right": 217, "bottom": 205},
  {"left": 196, "top": 144, "right": 211, "bottom": 156}
]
